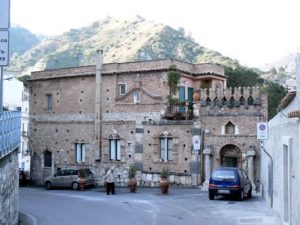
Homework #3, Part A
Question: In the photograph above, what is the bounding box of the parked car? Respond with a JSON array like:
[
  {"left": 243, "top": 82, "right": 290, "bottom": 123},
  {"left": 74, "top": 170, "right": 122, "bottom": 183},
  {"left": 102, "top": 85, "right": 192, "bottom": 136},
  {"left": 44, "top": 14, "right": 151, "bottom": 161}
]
[
  {"left": 208, "top": 167, "right": 252, "bottom": 201},
  {"left": 44, "top": 168, "right": 95, "bottom": 190}
]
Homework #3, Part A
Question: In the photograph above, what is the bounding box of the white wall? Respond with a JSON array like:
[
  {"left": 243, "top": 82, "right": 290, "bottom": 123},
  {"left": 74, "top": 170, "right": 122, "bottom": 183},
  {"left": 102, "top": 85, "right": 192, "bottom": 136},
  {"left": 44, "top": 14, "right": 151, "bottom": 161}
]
[
  {"left": 262, "top": 56, "right": 300, "bottom": 225},
  {"left": 3, "top": 76, "right": 23, "bottom": 109}
]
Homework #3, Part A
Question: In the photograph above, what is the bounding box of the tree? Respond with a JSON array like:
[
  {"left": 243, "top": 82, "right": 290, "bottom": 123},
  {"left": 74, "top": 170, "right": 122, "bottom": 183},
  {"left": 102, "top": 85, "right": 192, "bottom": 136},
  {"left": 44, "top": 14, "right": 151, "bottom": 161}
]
[
  {"left": 167, "top": 65, "right": 181, "bottom": 97},
  {"left": 262, "top": 81, "right": 287, "bottom": 120},
  {"left": 225, "top": 65, "right": 286, "bottom": 120}
]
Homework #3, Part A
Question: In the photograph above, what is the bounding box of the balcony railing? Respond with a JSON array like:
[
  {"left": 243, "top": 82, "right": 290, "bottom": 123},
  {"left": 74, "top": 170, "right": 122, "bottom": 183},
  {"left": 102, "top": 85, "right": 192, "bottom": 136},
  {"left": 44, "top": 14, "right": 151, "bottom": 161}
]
[
  {"left": 166, "top": 102, "right": 193, "bottom": 120},
  {"left": 0, "top": 111, "right": 21, "bottom": 159}
]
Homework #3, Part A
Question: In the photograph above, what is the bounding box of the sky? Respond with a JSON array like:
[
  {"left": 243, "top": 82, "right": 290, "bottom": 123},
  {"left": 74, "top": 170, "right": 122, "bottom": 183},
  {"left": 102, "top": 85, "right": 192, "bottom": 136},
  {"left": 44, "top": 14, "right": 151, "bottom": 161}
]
[{"left": 9, "top": 0, "right": 300, "bottom": 67}]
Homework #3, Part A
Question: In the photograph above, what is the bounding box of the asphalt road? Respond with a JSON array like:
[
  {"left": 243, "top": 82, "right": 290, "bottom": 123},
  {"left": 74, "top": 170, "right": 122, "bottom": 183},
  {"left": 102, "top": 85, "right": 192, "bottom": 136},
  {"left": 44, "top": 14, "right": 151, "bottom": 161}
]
[{"left": 19, "top": 187, "right": 282, "bottom": 225}]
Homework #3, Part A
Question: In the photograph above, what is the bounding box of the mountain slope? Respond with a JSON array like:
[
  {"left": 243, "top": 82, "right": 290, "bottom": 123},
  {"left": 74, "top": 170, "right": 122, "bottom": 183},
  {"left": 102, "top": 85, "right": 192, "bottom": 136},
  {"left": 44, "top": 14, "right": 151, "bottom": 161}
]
[
  {"left": 8, "top": 16, "right": 238, "bottom": 75},
  {"left": 9, "top": 25, "right": 41, "bottom": 58}
]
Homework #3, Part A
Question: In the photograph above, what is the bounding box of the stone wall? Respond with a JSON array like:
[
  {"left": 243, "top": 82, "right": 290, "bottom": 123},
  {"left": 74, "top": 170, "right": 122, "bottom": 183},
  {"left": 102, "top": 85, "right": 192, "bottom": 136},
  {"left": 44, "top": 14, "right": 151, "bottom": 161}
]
[{"left": 0, "top": 150, "right": 19, "bottom": 225}]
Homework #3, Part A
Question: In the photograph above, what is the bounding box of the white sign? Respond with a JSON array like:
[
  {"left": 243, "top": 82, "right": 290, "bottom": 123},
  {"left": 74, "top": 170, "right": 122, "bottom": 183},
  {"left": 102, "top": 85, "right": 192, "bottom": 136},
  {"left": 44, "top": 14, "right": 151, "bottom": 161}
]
[
  {"left": 257, "top": 122, "right": 268, "bottom": 140},
  {"left": 0, "top": 30, "right": 9, "bottom": 66},
  {"left": 0, "top": 0, "right": 10, "bottom": 29},
  {"left": 193, "top": 135, "right": 201, "bottom": 150}
]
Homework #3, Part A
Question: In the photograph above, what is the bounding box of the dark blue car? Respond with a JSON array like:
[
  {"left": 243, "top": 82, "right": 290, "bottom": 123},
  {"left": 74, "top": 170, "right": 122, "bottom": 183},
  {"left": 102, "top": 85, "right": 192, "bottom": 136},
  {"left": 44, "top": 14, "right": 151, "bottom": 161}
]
[{"left": 208, "top": 167, "right": 252, "bottom": 201}]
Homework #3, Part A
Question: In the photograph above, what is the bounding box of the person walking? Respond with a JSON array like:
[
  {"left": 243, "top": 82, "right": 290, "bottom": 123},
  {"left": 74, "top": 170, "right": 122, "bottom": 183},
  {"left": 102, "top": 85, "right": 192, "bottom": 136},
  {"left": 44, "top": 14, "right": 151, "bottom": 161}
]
[{"left": 104, "top": 168, "right": 115, "bottom": 195}]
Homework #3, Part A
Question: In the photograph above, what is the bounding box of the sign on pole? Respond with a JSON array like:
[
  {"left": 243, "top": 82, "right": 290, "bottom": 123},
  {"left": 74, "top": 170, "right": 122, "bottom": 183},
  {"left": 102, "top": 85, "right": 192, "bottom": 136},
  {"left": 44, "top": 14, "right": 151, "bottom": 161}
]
[
  {"left": 192, "top": 135, "right": 201, "bottom": 154},
  {"left": 0, "top": 0, "right": 10, "bottom": 29},
  {"left": 257, "top": 122, "right": 268, "bottom": 140},
  {"left": 0, "top": 30, "right": 9, "bottom": 66}
]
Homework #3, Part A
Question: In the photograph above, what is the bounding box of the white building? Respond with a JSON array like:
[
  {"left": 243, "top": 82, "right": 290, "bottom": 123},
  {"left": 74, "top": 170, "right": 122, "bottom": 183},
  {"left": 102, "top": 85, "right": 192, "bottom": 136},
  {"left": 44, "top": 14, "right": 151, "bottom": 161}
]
[
  {"left": 261, "top": 55, "right": 300, "bottom": 225},
  {"left": 3, "top": 72, "right": 30, "bottom": 171}
]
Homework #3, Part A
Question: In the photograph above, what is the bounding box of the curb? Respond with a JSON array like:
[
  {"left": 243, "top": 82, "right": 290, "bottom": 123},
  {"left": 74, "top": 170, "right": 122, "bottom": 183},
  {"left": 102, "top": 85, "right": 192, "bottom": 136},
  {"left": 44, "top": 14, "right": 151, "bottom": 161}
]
[{"left": 19, "top": 211, "right": 37, "bottom": 225}]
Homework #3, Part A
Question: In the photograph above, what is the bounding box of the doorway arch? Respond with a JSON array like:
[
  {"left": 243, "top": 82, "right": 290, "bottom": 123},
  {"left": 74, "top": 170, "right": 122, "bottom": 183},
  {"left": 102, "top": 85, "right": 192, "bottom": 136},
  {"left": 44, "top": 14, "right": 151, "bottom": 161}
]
[{"left": 219, "top": 144, "right": 242, "bottom": 167}]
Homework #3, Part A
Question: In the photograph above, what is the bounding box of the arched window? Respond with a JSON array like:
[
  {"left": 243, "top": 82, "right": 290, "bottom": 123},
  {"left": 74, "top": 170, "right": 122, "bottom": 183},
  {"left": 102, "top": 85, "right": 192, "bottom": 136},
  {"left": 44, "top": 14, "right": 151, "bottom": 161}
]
[
  {"left": 44, "top": 151, "right": 52, "bottom": 167},
  {"left": 225, "top": 121, "right": 235, "bottom": 135}
]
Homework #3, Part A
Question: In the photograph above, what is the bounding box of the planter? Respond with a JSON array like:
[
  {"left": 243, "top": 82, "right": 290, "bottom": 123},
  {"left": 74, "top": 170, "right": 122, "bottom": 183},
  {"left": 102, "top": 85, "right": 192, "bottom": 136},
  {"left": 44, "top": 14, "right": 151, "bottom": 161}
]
[
  {"left": 193, "top": 92, "right": 201, "bottom": 101},
  {"left": 78, "top": 179, "right": 86, "bottom": 191},
  {"left": 160, "top": 178, "right": 169, "bottom": 194},
  {"left": 128, "top": 178, "right": 137, "bottom": 193}
]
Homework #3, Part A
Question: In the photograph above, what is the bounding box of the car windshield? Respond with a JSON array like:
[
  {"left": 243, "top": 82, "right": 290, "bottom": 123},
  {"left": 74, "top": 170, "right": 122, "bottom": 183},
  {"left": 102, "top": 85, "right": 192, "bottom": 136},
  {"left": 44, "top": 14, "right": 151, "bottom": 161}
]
[
  {"left": 212, "top": 170, "right": 236, "bottom": 180},
  {"left": 78, "top": 169, "right": 92, "bottom": 177}
]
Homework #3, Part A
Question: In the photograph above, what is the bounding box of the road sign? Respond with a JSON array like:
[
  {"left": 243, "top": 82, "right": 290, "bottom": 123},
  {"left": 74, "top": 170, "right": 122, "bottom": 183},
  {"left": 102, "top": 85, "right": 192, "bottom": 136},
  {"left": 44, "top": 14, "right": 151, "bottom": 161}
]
[
  {"left": 0, "top": 30, "right": 9, "bottom": 66},
  {"left": 193, "top": 135, "right": 201, "bottom": 150},
  {"left": 0, "top": 0, "right": 10, "bottom": 29},
  {"left": 257, "top": 122, "right": 268, "bottom": 140}
]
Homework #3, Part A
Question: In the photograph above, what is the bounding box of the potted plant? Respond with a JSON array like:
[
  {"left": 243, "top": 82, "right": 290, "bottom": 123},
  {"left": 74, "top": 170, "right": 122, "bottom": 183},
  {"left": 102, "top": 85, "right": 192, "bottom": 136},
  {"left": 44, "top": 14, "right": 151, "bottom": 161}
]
[
  {"left": 128, "top": 164, "right": 137, "bottom": 192},
  {"left": 78, "top": 178, "right": 86, "bottom": 191},
  {"left": 160, "top": 167, "right": 169, "bottom": 194}
]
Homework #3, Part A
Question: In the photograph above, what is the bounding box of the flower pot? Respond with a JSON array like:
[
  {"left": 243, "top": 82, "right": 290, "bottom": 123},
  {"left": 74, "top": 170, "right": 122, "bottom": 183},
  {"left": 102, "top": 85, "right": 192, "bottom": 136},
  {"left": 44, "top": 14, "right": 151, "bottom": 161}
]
[
  {"left": 193, "top": 92, "right": 201, "bottom": 101},
  {"left": 160, "top": 178, "right": 169, "bottom": 194},
  {"left": 128, "top": 178, "right": 137, "bottom": 193},
  {"left": 79, "top": 179, "right": 86, "bottom": 191}
]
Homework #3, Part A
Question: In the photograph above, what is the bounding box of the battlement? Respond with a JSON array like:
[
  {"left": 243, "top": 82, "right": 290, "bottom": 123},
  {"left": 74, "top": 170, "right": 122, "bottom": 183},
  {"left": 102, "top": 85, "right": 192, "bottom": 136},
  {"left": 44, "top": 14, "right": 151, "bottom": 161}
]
[{"left": 198, "top": 86, "right": 263, "bottom": 108}]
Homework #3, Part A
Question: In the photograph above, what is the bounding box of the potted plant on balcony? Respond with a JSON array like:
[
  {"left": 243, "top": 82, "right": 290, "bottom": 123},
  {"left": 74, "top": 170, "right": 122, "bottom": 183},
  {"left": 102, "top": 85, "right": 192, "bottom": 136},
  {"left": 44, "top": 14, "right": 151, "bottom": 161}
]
[
  {"left": 167, "top": 65, "right": 181, "bottom": 98},
  {"left": 128, "top": 164, "right": 137, "bottom": 193},
  {"left": 160, "top": 167, "right": 169, "bottom": 194}
]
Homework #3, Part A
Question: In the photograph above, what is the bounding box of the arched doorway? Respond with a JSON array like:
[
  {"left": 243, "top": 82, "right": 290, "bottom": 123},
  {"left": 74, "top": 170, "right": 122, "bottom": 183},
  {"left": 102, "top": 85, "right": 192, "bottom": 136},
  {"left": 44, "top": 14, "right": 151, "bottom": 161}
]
[{"left": 220, "top": 144, "right": 242, "bottom": 167}]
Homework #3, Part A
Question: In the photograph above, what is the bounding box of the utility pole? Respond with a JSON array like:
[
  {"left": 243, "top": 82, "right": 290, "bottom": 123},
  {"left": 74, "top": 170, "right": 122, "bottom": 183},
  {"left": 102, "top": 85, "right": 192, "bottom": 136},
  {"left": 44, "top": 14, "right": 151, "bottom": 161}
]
[{"left": 0, "top": 0, "right": 10, "bottom": 112}]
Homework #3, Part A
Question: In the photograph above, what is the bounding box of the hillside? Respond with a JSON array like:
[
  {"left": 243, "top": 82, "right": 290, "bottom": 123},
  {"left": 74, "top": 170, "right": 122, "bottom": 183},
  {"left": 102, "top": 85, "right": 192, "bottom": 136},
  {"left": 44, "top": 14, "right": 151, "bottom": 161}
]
[
  {"left": 261, "top": 49, "right": 300, "bottom": 89},
  {"left": 9, "top": 25, "right": 41, "bottom": 59},
  {"left": 8, "top": 16, "right": 239, "bottom": 75}
]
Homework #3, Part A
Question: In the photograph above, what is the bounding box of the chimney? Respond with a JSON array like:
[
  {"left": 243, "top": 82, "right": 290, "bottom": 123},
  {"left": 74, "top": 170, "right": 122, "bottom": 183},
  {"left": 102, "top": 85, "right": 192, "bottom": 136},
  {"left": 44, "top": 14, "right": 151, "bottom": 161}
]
[{"left": 95, "top": 49, "right": 103, "bottom": 161}]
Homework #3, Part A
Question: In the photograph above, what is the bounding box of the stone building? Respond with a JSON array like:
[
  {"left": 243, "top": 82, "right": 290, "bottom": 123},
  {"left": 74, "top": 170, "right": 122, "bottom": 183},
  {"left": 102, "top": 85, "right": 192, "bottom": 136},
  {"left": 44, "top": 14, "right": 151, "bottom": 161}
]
[{"left": 29, "top": 54, "right": 267, "bottom": 188}]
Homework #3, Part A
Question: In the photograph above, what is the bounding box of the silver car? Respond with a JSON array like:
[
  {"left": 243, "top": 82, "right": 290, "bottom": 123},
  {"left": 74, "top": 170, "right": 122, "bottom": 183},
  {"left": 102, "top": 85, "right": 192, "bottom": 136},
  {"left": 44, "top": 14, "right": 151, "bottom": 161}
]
[{"left": 44, "top": 168, "right": 94, "bottom": 190}]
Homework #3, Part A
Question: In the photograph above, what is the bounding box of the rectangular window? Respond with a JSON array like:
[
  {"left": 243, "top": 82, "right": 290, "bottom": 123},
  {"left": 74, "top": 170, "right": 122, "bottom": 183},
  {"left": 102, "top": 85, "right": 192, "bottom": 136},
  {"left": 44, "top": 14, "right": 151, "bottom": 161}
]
[
  {"left": 109, "top": 139, "right": 121, "bottom": 161},
  {"left": 160, "top": 138, "right": 173, "bottom": 161},
  {"left": 119, "top": 84, "right": 126, "bottom": 95},
  {"left": 46, "top": 94, "right": 53, "bottom": 111},
  {"left": 75, "top": 143, "right": 86, "bottom": 163}
]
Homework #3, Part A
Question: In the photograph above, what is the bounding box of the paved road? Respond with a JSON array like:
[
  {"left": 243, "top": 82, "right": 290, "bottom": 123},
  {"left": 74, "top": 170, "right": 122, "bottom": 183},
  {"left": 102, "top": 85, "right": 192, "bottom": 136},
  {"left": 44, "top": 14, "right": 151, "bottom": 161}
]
[{"left": 19, "top": 187, "right": 282, "bottom": 225}]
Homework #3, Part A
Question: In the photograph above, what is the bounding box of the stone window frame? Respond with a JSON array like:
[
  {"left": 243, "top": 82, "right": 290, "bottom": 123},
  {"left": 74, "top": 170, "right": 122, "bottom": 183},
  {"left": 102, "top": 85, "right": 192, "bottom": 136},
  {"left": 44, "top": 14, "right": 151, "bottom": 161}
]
[
  {"left": 44, "top": 150, "right": 52, "bottom": 167},
  {"left": 75, "top": 143, "right": 86, "bottom": 163},
  {"left": 159, "top": 131, "right": 174, "bottom": 162},
  {"left": 221, "top": 121, "right": 239, "bottom": 135},
  {"left": 118, "top": 83, "right": 126, "bottom": 96},
  {"left": 108, "top": 133, "right": 121, "bottom": 161},
  {"left": 45, "top": 93, "right": 53, "bottom": 111}
]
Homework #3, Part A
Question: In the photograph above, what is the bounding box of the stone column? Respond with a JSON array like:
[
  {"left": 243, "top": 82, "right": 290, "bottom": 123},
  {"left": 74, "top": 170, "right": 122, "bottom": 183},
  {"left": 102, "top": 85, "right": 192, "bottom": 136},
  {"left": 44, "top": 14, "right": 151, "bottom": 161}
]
[
  {"left": 247, "top": 148, "right": 256, "bottom": 191},
  {"left": 202, "top": 146, "right": 213, "bottom": 190}
]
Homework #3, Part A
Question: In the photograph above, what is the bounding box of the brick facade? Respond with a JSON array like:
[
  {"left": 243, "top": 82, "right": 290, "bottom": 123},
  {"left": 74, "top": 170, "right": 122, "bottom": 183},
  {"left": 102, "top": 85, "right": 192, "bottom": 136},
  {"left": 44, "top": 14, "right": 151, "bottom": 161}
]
[{"left": 29, "top": 59, "right": 267, "bottom": 187}]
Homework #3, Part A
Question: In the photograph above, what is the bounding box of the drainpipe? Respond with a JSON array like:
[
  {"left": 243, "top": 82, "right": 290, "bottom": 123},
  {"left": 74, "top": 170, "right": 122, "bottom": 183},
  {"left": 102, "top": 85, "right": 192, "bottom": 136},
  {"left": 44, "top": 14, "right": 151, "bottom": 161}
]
[
  {"left": 95, "top": 50, "right": 103, "bottom": 161},
  {"left": 260, "top": 140, "right": 273, "bottom": 208}
]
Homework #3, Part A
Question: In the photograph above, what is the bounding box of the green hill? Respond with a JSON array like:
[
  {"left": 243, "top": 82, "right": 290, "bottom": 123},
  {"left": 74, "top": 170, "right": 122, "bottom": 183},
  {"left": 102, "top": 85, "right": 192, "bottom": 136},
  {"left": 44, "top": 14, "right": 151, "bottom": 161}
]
[{"left": 8, "top": 16, "right": 238, "bottom": 75}]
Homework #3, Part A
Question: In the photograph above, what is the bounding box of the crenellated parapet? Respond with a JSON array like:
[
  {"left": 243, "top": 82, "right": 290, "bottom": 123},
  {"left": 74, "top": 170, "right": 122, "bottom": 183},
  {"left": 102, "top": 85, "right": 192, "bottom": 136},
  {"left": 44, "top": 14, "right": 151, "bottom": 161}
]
[{"left": 198, "top": 86, "right": 264, "bottom": 108}]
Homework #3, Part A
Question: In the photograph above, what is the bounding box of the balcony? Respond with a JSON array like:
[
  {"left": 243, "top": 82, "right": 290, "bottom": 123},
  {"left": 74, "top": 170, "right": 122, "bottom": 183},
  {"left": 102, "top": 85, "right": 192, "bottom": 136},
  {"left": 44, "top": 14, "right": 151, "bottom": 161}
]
[
  {"left": 166, "top": 102, "right": 193, "bottom": 120},
  {"left": 0, "top": 111, "right": 21, "bottom": 159}
]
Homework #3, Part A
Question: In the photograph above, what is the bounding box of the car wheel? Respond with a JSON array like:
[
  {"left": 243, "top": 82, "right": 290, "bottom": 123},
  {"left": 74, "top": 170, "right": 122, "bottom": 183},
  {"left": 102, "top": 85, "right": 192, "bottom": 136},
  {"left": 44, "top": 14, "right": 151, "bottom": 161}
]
[
  {"left": 247, "top": 188, "right": 252, "bottom": 198},
  {"left": 239, "top": 190, "right": 244, "bottom": 201},
  {"left": 45, "top": 182, "right": 52, "bottom": 190},
  {"left": 209, "top": 192, "right": 215, "bottom": 200},
  {"left": 72, "top": 182, "right": 79, "bottom": 190}
]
